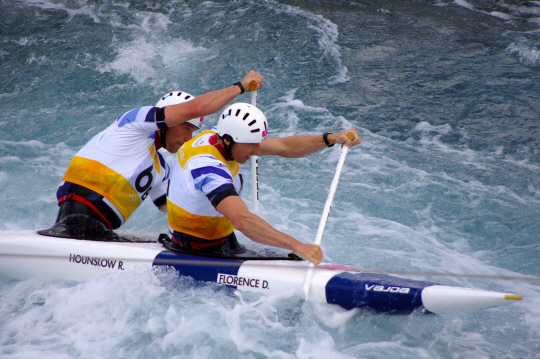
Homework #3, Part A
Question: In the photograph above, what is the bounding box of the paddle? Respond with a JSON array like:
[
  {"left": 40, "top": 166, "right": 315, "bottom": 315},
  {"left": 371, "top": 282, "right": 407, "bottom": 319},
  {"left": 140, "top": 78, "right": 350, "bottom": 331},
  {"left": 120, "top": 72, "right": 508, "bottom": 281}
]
[
  {"left": 249, "top": 81, "right": 260, "bottom": 213},
  {"left": 302, "top": 132, "right": 355, "bottom": 300}
]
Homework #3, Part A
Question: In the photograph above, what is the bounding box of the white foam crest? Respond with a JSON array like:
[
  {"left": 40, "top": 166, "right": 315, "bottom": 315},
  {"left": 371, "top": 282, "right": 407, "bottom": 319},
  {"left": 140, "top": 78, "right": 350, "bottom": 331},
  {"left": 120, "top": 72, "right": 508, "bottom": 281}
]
[
  {"left": 274, "top": 89, "right": 329, "bottom": 113},
  {"left": 506, "top": 39, "right": 540, "bottom": 66},
  {"left": 25, "top": 53, "right": 52, "bottom": 66},
  {"left": 414, "top": 121, "right": 452, "bottom": 135},
  {"left": 489, "top": 11, "right": 512, "bottom": 21},
  {"left": 453, "top": 0, "right": 474, "bottom": 11},
  {"left": 0, "top": 269, "right": 170, "bottom": 358},
  {"left": 155, "top": 282, "right": 348, "bottom": 357},
  {"left": 324, "top": 202, "right": 538, "bottom": 289},
  {"left": 296, "top": 336, "right": 356, "bottom": 359},
  {"left": 108, "top": 10, "right": 173, "bottom": 32},
  {"left": 343, "top": 340, "right": 432, "bottom": 358},
  {"left": 0, "top": 139, "right": 75, "bottom": 165},
  {"left": 22, "top": 0, "right": 100, "bottom": 23},
  {"left": 99, "top": 37, "right": 209, "bottom": 84},
  {"left": 0, "top": 139, "right": 46, "bottom": 149},
  {"left": 410, "top": 121, "right": 526, "bottom": 173},
  {"left": 329, "top": 125, "right": 540, "bottom": 220},
  {"left": 14, "top": 37, "right": 35, "bottom": 46},
  {"left": 266, "top": 89, "right": 355, "bottom": 137},
  {"left": 225, "top": 291, "right": 298, "bottom": 356},
  {"left": 452, "top": 0, "right": 534, "bottom": 25},
  {"left": 310, "top": 301, "right": 360, "bottom": 330},
  {"left": 497, "top": 0, "right": 540, "bottom": 19}
]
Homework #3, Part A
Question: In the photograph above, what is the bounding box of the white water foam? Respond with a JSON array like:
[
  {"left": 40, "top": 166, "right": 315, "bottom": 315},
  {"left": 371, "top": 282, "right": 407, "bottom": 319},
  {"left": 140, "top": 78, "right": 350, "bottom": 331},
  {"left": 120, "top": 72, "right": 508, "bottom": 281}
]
[
  {"left": 3, "top": 0, "right": 540, "bottom": 357},
  {"left": 506, "top": 38, "right": 540, "bottom": 66},
  {"left": 22, "top": 0, "right": 101, "bottom": 23},
  {"left": 99, "top": 36, "right": 209, "bottom": 84}
]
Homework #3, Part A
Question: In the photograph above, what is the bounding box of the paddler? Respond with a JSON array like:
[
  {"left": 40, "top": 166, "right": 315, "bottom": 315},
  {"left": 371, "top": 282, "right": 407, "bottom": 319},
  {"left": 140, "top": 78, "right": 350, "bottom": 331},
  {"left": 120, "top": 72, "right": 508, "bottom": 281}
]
[
  {"left": 50, "top": 71, "right": 264, "bottom": 237},
  {"left": 166, "top": 102, "right": 361, "bottom": 265}
]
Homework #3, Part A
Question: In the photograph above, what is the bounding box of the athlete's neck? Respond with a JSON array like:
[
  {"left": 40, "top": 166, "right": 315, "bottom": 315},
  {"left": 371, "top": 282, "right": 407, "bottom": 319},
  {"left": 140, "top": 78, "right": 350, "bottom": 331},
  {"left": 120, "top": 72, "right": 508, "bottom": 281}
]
[{"left": 208, "top": 134, "right": 229, "bottom": 161}]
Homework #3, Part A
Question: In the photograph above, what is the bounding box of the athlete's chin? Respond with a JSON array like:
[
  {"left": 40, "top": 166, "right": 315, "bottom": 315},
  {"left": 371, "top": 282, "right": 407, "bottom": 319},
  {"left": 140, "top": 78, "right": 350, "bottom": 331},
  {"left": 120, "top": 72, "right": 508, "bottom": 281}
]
[
  {"left": 165, "top": 144, "right": 181, "bottom": 153},
  {"left": 236, "top": 156, "right": 250, "bottom": 164}
]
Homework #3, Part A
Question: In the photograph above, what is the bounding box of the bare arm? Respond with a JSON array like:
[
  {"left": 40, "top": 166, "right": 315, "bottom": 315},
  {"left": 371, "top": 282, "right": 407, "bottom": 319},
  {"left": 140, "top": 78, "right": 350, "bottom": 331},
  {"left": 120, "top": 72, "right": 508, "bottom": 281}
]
[
  {"left": 216, "top": 195, "right": 323, "bottom": 265},
  {"left": 163, "top": 71, "right": 264, "bottom": 127},
  {"left": 260, "top": 128, "right": 361, "bottom": 158}
]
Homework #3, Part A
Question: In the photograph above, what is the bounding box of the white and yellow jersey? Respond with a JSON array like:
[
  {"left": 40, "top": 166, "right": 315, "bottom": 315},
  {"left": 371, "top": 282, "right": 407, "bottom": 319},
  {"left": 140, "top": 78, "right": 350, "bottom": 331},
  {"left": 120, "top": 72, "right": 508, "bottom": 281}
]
[
  {"left": 167, "top": 128, "right": 243, "bottom": 240},
  {"left": 58, "top": 106, "right": 169, "bottom": 226}
]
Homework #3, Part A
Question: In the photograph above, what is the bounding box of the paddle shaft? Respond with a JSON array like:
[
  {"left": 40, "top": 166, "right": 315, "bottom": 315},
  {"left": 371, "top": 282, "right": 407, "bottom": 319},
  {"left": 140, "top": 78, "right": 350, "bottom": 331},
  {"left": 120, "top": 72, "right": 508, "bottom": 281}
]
[
  {"left": 250, "top": 81, "right": 260, "bottom": 213},
  {"left": 302, "top": 133, "right": 354, "bottom": 299}
]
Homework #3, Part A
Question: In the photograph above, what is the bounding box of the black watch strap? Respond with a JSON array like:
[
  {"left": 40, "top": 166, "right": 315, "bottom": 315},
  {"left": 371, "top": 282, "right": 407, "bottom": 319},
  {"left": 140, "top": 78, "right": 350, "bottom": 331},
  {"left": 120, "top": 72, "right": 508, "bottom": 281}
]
[
  {"left": 323, "top": 132, "right": 334, "bottom": 147},
  {"left": 233, "top": 82, "right": 245, "bottom": 94}
]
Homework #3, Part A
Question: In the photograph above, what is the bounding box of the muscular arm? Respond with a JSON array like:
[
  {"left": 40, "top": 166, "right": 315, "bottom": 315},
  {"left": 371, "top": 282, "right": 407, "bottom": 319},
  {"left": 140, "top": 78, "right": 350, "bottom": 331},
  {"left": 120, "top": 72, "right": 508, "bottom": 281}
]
[
  {"left": 216, "top": 195, "right": 323, "bottom": 265},
  {"left": 163, "top": 71, "right": 264, "bottom": 127},
  {"left": 260, "top": 129, "right": 361, "bottom": 158}
]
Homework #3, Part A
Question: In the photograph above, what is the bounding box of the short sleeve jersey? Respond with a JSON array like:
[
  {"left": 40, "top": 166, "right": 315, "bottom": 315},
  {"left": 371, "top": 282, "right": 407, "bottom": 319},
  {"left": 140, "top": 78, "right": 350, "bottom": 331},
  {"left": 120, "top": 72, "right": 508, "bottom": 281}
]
[
  {"left": 58, "top": 106, "right": 170, "bottom": 225},
  {"left": 167, "top": 128, "right": 243, "bottom": 240}
]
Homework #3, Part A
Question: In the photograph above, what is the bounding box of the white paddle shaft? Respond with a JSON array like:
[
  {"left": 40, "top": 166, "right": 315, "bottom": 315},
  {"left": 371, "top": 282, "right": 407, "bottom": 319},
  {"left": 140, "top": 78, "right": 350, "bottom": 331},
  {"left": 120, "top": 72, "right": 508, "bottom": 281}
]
[
  {"left": 303, "top": 140, "right": 352, "bottom": 299},
  {"left": 250, "top": 83, "right": 259, "bottom": 213}
]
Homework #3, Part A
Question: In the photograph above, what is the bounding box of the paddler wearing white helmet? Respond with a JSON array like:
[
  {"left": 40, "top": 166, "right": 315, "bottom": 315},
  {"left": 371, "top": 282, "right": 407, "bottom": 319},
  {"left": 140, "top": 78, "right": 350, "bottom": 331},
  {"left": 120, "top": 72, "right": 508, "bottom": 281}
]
[
  {"left": 47, "top": 71, "right": 264, "bottom": 239},
  {"left": 166, "top": 102, "right": 362, "bottom": 265},
  {"left": 154, "top": 90, "right": 203, "bottom": 153}
]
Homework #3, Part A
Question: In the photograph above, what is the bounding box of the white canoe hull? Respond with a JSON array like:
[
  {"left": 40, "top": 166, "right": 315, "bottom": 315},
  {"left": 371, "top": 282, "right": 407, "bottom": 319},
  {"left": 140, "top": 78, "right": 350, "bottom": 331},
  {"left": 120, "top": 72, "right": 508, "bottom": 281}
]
[{"left": 0, "top": 230, "right": 522, "bottom": 314}]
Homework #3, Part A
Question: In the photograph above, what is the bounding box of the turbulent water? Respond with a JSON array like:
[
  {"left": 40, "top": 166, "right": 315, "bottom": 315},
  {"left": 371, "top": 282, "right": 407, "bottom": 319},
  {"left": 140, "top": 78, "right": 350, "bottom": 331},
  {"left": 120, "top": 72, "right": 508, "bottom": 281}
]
[{"left": 1, "top": 0, "right": 540, "bottom": 358}]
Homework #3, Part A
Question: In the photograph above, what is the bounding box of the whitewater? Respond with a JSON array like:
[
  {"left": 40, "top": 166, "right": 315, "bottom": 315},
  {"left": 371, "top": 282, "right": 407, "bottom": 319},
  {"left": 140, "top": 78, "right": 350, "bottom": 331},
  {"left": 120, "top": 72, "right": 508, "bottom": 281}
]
[{"left": 1, "top": 0, "right": 539, "bottom": 358}]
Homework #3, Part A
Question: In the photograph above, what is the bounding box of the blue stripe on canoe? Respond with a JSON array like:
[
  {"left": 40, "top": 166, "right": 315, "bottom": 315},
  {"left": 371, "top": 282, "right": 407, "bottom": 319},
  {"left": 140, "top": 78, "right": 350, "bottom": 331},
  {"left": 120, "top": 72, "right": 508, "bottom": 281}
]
[
  {"left": 152, "top": 250, "right": 244, "bottom": 282},
  {"left": 325, "top": 272, "right": 434, "bottom": 313}
]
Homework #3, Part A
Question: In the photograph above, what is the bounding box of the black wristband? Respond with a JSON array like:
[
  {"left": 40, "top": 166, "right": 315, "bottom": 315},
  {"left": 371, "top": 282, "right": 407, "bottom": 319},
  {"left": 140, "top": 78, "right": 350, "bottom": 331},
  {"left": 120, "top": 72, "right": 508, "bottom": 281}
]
[
  {"left": 233, "top": 81, "right": 245, "bottom": 94},
  {"left": 323, "top": 132, "right": 334, "bottom": 147}
]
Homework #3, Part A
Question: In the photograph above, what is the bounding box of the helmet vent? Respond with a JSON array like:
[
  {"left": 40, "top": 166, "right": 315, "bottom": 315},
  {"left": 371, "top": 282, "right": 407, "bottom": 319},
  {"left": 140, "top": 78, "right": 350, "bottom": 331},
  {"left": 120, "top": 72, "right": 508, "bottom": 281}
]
[
  {"left": 250, "top": 128, "right": 260, "bottom": 133},
  {"left": 248, "top": 120, "right": 256, "bottom": 126},
  {"left": 236, "top": 109, "right": 242, "bottom": 117},
  {"left": 243, "top": 113, "right": 250, "bottom": 121},
  {"left": 184, "top": 95, "right": 191, "bottom": 100}
]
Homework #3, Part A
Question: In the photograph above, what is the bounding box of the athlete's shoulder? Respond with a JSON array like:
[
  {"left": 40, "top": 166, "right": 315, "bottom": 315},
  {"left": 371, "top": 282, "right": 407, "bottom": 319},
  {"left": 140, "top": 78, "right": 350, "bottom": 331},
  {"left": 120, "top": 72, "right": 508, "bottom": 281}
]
[
  {"left": 185, "top": 152, "right": 223, "bottom": 170},
  {"left": 115, "top": 106, "right": 162, "bottom": 127}
]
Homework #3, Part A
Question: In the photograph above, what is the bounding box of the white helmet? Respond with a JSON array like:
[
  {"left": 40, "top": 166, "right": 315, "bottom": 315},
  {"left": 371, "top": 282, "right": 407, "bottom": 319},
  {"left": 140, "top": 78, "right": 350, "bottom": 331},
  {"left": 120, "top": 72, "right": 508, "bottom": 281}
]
[
  {"left": 217, "top": 103, "right": 268, "bottom": 143},
  {"left": 156, "top": 91, "right": 204, "bottom": 129}
]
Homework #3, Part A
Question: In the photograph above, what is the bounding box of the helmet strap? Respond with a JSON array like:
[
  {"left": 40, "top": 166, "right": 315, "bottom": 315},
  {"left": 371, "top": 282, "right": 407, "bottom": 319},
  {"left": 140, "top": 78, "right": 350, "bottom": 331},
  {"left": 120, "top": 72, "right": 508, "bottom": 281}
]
[
  {"left": 221, "top": 134, "right": 235, "bottom": 161},
  {"left": 160, "top": 128, "right": 168, "bottom": 150}
]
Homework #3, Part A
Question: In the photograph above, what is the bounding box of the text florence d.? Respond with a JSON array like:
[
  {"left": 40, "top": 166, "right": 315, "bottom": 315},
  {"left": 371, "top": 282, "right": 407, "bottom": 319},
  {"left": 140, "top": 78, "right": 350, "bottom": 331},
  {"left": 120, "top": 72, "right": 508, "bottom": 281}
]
[{"left": 218, "top": 273, "right": 269, "bottom": 289}]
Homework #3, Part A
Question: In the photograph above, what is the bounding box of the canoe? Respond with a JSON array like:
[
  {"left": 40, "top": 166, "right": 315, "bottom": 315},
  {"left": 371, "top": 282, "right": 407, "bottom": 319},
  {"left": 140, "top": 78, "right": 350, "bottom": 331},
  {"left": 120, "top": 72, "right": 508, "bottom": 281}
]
[{"left": 0, "top": 229, "right": 522, "bottom": 314}]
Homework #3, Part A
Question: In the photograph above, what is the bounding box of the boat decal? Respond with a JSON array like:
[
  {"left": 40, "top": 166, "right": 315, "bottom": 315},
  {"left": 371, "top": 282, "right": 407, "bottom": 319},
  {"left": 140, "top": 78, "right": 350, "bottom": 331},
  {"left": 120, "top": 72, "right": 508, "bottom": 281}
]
[
  {"left": 365, "top": 284, "right": 410, "bottom": 294},
  {"left": 320, "top": 263, "right": 356, "bottom": 271},
  {"left": 325, "top": 272, "right": 434, "bottom": 312},
  {"left": 217, "top": 273, "right": 269, "bottom": 289},
  {"left": 69, "top": 253, "right": 124, "bottom": 270},
  {"left": 152, "top": 251, "right": 244, "bottom": 282}
]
